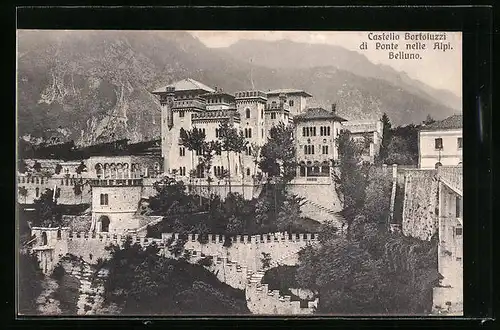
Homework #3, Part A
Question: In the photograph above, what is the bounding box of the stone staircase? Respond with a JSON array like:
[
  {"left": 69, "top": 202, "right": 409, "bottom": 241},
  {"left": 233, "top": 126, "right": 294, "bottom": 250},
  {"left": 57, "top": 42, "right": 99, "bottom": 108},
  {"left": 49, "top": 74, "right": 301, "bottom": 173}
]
[
  {"left": 69, "top": 261, "right": 108, "bottom": 315},
  {"left": 302, "top": 199, "right": 345, "bottom": 228},
  {"left": 245, "top": 270, "right": 318, "bottom": 315}
]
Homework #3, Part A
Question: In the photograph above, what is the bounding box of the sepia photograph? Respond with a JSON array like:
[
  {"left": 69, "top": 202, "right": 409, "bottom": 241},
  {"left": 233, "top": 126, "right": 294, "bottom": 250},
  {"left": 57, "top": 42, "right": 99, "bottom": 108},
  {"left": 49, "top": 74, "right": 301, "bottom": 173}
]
[{"left": 16, "top": 29, "right": 463, "bottom": 316}]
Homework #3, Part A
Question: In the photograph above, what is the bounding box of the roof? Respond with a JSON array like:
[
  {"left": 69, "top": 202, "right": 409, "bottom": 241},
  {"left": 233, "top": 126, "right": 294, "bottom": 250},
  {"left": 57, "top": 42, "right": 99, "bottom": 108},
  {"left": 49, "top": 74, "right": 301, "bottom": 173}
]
[
  {"left": 420, "top": 114, "right": 462, "bottom": 131},
  {"left": 152, "top": 78, "right": 215, "bottom": 94},
  {"left": 267, "top": 89, "right": 312, "bottom": 97},
  {"left": 294, "top": 108, "right": 347, "bottom": 122}
]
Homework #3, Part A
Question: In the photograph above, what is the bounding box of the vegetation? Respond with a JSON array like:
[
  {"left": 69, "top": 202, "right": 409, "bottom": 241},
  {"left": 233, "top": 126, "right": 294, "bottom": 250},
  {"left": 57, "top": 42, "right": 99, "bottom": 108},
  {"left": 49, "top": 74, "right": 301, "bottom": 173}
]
[
  {"left": 295, "top": 131, "right": 439, "bottom": 315},
  {"left": 258, "top": 122, "right": 296, "bottom": 182},
  {"left": 102, "top": 238, "right": 250, "bottom": 315},
  {"left": 333, "top": 130, "right": 370, "bottom": 236},
  {"left": 18, "top": 251, "right": 44, "bottom": 315},
  {"left": 377, "top": 112, "right": 426, "bottom": 166},
  {"left": 32, "top": 188, "right": 63, "bottom": 227}
]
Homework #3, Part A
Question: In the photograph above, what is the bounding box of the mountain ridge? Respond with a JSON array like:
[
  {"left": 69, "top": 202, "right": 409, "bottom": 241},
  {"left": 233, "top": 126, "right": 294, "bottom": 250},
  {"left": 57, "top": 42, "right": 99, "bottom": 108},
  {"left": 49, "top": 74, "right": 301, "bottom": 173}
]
[{"left": 17, "top": 31, "right": 458, "bottom": 147}]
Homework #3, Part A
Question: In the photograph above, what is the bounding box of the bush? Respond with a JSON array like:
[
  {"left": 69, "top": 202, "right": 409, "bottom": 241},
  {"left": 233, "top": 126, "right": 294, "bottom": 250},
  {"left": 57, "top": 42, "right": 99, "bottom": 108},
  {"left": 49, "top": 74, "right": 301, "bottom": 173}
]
[
  {"left": 197, "top": 256, "right": 213, "bottom": 267},
  {"left": 51, "top": 263, "right": 65, "bottom": 281}
]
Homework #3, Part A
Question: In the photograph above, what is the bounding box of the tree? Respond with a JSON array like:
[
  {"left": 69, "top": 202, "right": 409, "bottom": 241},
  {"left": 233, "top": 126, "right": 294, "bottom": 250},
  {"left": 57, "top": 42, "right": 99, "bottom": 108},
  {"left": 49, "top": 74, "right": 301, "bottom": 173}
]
[
  {"left": 18, "top": 159, "right": 28, "bottom": 174},
  {"left": 18, "top": 251, "right": 44, "bottom": 314},
  {"left": 54, "top": 164, "right": 62, "bottom": 175},
  {"left": 422, "top": 114, "right": 436, "bottom": 126},
  {"left": 200, "top": 140, "right": 222, "bottom": 200},
  {"left": 18, "top": 186, "right": 28, "bottom": 204},
  {"left": 75, "top": 161, "right": 87, "bottom": 175},
  {"left": 32, "top": 188, "right": 62, "bottom": 227},
  {"left": 250, "top": 142, "right": 261, "bottom": 180},
  {"left": 362, "top": 169, "right": 393, "bottom": 229},
  {"left": 275, "top": 194, "right": 305, "bottom": 232},
  {"left": 33, "top": 161, "right": 42, "bottom": 173},
  {"left": 384, "top": 136, "right": 415, "bottom": 165},
  {"left": 180, "top": 127, "right": 206, "bottom": 183},
  {"left": 258, "top": 122, "right": 296, "bottom": 182},
  {"left": 148, "top": 177, "right": 190, "bottom": 216},
  {"left": 333, "top": 130, "right": 370, "bottom": 237},
  {"left": 378, "top": 113, "right": 392, "bottom": 163},
  {"left": 218, "top": 121, "right": 248, "bottom": 192}
]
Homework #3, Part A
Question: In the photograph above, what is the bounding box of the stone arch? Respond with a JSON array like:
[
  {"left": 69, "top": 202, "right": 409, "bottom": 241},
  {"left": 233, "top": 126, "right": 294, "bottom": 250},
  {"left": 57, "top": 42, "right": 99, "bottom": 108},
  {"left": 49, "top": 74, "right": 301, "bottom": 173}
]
[
  {"left": 99, "top": 215, "right": 110, "bottom": 233},
  {"left": 246, "top": 108, "right": 251, "bottom": 118},
  {"left": 57, "top": 229, "right": 62, "bottom": 240},
  {"left": 321, "top": 160, "right": 330, "bottom": 175},
  {"left": 41, "top": 232, "right": 47, "bottom": 246},
  {"left": 109, "top": 163, "right": 117, "bottom": 179},
  {"left": 103, "top": 163, "right": 110, "bottom": 178}
]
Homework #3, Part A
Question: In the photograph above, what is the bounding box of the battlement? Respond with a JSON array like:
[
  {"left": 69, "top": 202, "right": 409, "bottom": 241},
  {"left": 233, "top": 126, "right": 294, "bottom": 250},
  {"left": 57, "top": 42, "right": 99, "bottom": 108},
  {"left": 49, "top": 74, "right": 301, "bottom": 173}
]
[
  {"left": 172, "top": 99, "right": 206, "bottom": 110},
  {"left": 235, "top": 90, "right": 267, "bottom": 101},
  {"left": 89, "top": 178, "right": 143, "bottom": 187},
  {"left": 192, "top": 109, "right": 240, "bottom": 122},
  {"left": 246, "top": 277, "right": 318, "bottom": 315},
  {"left": 163, "top": 232, "right": 319, "bottom": 244},
  {"left": 265, "top": 103, "right": 290, "bottom": 112}
]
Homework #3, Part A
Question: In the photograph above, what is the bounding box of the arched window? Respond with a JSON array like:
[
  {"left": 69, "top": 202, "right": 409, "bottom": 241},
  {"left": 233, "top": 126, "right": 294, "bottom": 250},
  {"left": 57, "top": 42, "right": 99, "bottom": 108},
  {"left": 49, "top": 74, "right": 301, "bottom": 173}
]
[
  {"left": 41, "top": 232, "right": 47, "bottom": 245},
  {"left": 57, "top": 229, "right": 62, "bottom": 240},
  {"left": 435, "top": 162, "right": 442, "bottom": 169},
  {"left": 246, "top": 108, "right": 250, "bottom": 118},
  {"left": 99, "top": 216, "right": 110, "bottom": 233},
  {"left": 35, "top": 187, "right": 39, "bottom": 198},
  {"left": 246, "top": 168, "right": 251, "bottom": 176}
]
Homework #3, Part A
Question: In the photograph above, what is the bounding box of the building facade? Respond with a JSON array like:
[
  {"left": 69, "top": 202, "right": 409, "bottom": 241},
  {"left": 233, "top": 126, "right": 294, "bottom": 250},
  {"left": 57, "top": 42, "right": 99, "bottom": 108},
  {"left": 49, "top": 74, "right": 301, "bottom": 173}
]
[
  {"left": 294, "top": 106, "right": 347, "bottom": 177},
  {"left": 341, "top": 119, "right": 383, "bottom": 163},
  {"left": 418, "top": 115, "right": 463, "bottom": 169},
  {"left": 433, "top": 165, "right": 463, "bottom": 315}
]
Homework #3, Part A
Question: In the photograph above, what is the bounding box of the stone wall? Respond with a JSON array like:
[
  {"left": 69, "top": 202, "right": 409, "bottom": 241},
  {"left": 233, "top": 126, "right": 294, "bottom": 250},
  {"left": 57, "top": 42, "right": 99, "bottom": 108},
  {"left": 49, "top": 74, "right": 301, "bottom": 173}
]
[
  {"left": 17, "top": 176, "right": 92, "bottom": 205},
  {"left": 61, "top": 215, "right": 92, "bottom": 232},
  {"left": 402, "top": 169, "right": 439, "bottom": 241},
  {"left": 245, "top": 272, "right": 317, "bottom": 315}
]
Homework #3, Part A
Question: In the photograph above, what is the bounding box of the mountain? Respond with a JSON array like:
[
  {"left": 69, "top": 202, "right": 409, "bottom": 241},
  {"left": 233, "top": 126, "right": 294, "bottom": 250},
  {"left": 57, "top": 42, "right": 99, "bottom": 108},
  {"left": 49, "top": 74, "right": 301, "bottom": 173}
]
[
  {"left": 17, "top": 31, "right": 458, "bottom": 147},
  {"left": 220, "top": 39, "right": 462, "bottom": 111}
]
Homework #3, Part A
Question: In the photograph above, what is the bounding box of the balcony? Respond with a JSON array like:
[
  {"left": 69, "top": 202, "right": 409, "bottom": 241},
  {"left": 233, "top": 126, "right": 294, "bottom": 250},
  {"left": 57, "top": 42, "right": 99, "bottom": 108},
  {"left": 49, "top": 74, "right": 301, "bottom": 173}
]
[
  {"left": 438, "top": 166, "right": 462, "bottom": 196},
  {"left": 172, "top": 99, "right": 206, "bottom": 110},
  {"left": 192, "top": 110, "right": 240, "bottom": 122}
]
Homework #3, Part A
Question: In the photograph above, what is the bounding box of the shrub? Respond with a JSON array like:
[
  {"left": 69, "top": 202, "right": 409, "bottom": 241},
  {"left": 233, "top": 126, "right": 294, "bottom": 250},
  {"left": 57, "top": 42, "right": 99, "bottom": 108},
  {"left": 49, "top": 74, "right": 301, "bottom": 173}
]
[{"left": 51, "top": 263, "right": 65, "bottom": 281}]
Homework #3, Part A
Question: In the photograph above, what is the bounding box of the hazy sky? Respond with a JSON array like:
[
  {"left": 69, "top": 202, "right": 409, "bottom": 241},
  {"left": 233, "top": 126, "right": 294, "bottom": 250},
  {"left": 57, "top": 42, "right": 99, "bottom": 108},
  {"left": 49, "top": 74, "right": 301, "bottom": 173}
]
[{"left": 190, "top": 31, "right": 462, "bottom": 98}]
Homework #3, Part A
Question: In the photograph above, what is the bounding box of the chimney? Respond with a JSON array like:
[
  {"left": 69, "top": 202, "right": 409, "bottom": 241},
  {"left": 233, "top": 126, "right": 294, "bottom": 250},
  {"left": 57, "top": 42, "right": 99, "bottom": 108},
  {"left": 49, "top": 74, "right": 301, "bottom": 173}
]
[{"left": 331, "top": 103, "right": 337, "bottom": 114}]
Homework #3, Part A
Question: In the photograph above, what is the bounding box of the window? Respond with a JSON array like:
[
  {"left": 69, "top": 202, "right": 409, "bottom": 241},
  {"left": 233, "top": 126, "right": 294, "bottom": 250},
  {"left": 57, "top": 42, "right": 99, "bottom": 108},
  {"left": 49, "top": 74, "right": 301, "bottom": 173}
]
[
  {"left": 246, "top": 146, "right": 252, "bottom": 156},
  {"left": 304, "top": 145, "right": 315, "bottom": 155},
  {"left": 246, "top": 108, "right": 251, "bottom": 118},
  {"left": 246, "top": 168, "right": 251, "bottom": 176},
  {"left": 35, "top": 187, "right": 39, "bottom": 198},
  {"left": 455, "top": 227, "right": 463, "bottom": 236},
  {"left": 313, "top": 127, "right": 316, "bottom": 136},
  {"left": 289, "top": 100, "right": 294, "bottom": 107},
  {"left": 179, "top": 111, "right": 185, "bottom": 118},
  {"left": 457, "top": 137, "right": 463, "bottom": 149},
  {"left": 245, "top": 128, "right": 252, "bottom": 138},
  {"left": 327, "top": 126, "right": 331, "bottom": 136},
  {"left": 57, "top": 230, "right": 61, "bottom": 240},
  {"left": 303, "top": 127, "right": 306, "bottom": 137},
  {"left": 456, "top": 196, "right": 461, "bottom": 218},
  {"left": 322, "top": 146, "right": 329, "bottom": 154},
  {"left": 261, "top": 109, "right": 263, "bottom": 118},
  {"left": 215, "top": 128, "right": 220, "bottom": 138},
  {"left": 196, "top": 147, "right": 203, "bottom": 156},
  {"left": 179, "top": 147, "right": 186, "bottom": 156},
  {"left": 100, "top": 193, "right": 109, "bottom": 206},
  {"left": 215, "top": 148, "right": 222, "bottom": 155},
  {"left": 100, "top": 216, "right": 110, "bottom": 233},
  {"left": 179, "top": 167, "right": 186, "bottom": 176},
  {"left": 435, "top": 138, "right": 443, "bottom": 150},
  {"left": 271, "top": 113, "right": 276, "bottom": 119}
]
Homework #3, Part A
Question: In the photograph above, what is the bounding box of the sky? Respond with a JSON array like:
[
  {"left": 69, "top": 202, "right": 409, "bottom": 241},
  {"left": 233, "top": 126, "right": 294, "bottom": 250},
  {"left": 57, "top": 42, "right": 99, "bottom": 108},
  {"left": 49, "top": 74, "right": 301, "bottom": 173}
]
[{"left": 189, "top": 31, "right": 462, "bottom": 98}]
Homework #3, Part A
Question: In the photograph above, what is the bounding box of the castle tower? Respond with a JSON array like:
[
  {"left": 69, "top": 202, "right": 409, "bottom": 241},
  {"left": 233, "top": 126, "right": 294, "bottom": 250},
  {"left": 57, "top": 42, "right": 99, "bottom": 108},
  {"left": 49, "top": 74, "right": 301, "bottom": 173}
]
[
  {"left": 152, "top": 79, "right": 215, "bottom": 176},
  {"left": 89, "top": 177, "right": 144, "bottom": 234},
  {"left": 30, "top": 227, "right": 70, "bottom": 274},
  {"left": 235, "top": 90, "right": 267, "bottom": 180},
  {"left": 160, "top": 86, "right": 176, "bottom": 174}
]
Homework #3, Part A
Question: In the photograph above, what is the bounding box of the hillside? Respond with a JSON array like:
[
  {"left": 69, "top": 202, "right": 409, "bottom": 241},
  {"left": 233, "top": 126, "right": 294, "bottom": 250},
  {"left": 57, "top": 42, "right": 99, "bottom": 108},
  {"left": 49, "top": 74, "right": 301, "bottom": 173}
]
[
  {"left": 18, "top": 31, "right": 458, "bottom": 146},
  {"left": 221, "top": 39, "right": 462, "bottom": 111}
]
